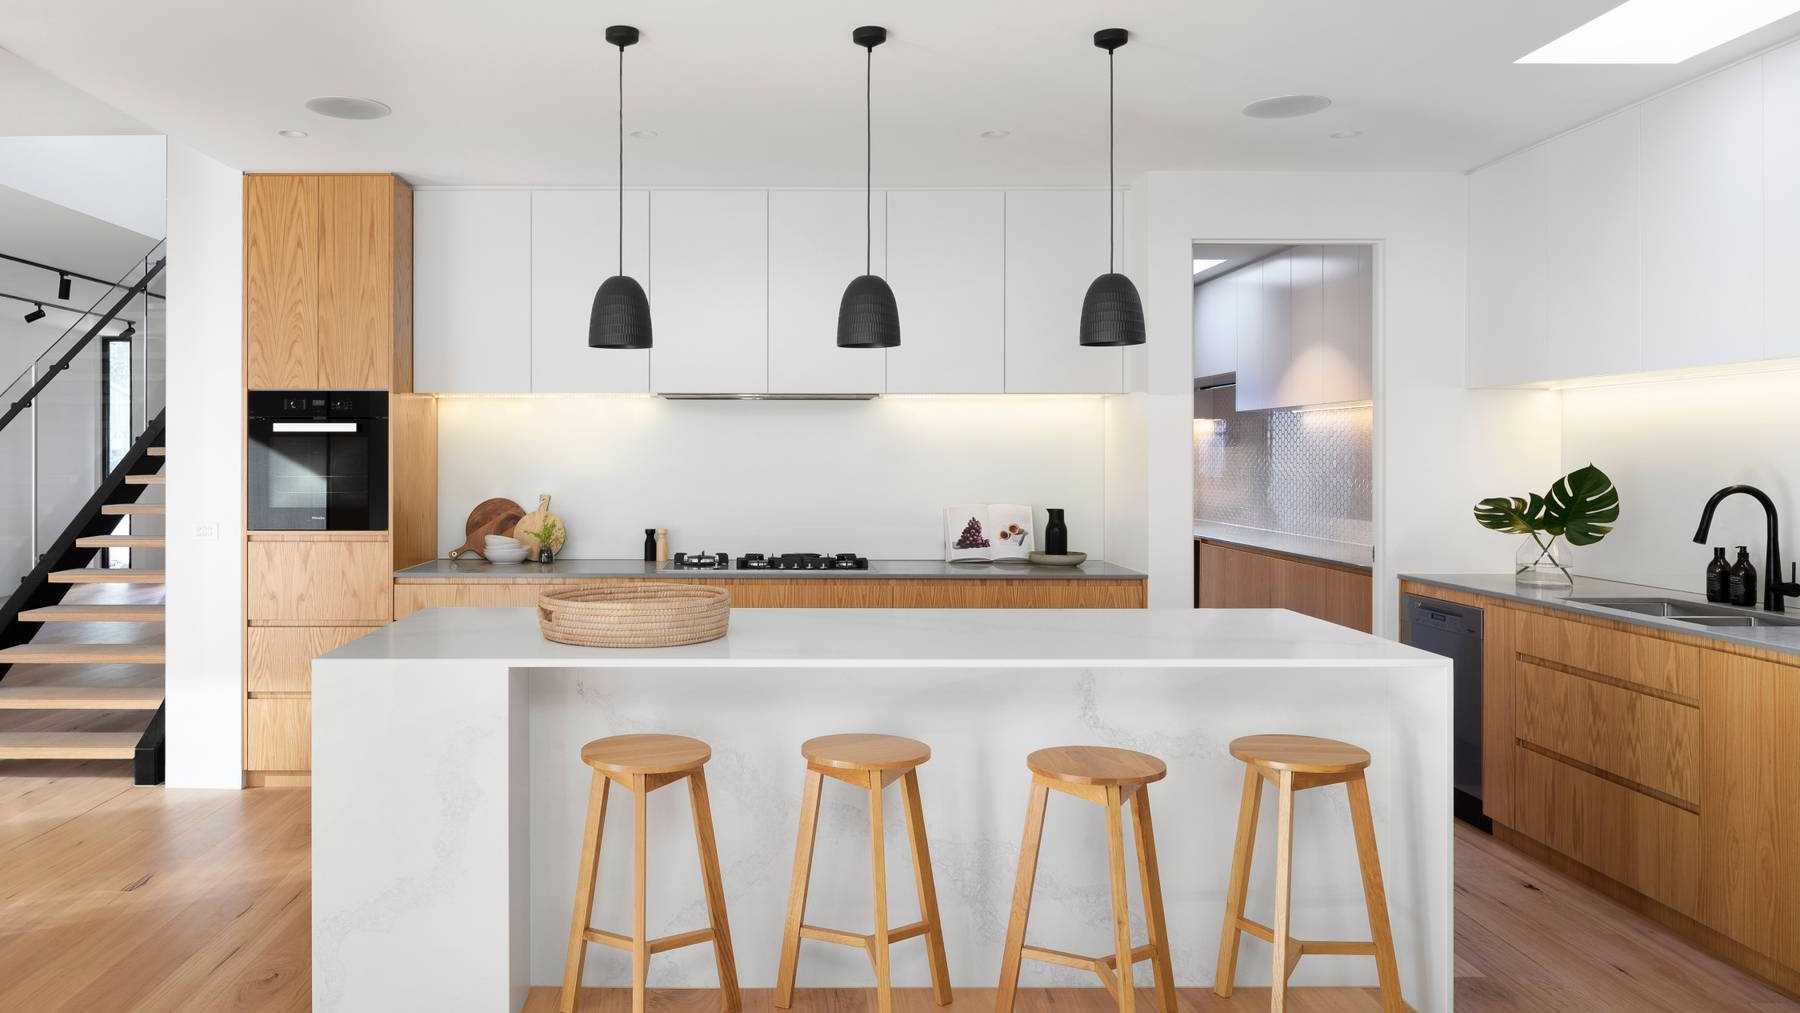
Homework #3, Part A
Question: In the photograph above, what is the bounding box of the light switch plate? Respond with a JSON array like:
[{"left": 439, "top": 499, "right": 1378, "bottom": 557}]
[{"left": 191, "top": 522, "right": 219, "bottom": 540}]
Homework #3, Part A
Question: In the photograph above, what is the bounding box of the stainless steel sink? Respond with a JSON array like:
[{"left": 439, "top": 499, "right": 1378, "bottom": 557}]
[{"left": 1565, "top": 596, "right": 1800, "bottom": 628}]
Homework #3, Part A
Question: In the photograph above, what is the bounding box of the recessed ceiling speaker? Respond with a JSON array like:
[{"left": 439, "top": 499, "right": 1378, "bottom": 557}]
[
  {"left": 1241, "top": 94, "right": 1333, "bottom": 119},
  {"left": 304, "top": 96, "right": 393, "bottom": 120}
]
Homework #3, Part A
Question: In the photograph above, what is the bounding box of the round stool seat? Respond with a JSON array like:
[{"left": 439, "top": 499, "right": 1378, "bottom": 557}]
[
  {"left": 1229, "top": 734, "right": 1371, "bottom": 774},
  {"left": 802, "top": 733, "right": 931, "bottom": 772},
  {"left": 580, "top": 733, "right": 711, "bottom": 775},
  {"left": 1027, "top": 745, "right": 1167, "bottom": 787}
]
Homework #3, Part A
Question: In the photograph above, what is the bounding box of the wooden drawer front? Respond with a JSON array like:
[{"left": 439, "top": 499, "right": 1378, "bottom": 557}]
[
  {"left": 1514, "top": 746, "right": 1700, "bottom": 918},
  {"left": 1515, "top": 660, "right": 1700, "bottom": 805},
  {"left": 1198, "top": 542, "right": 1276, "bottom": 609},
  {"left": 395, "top": 577, "right": 1147, "bottom": 616},
  {"left": 394, "top": 582, "right": 554, "bottom": 619},
  {"left": 248, "top": 626, "right": 382, "bottom": 694},
  {"left": 1515, "top": 610, "right": 1700, "bottom": 701},
  {"left": 247, "top": 697, "right": 310, "bottom": 772},
  {"left": 249, "top": 540, "right": 392, "bottom": 622}
]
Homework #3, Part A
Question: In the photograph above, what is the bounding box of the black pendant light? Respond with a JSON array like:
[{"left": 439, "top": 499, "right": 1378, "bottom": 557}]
[
  {"left": 1079, "top": 28, "right": 1146, "bottom": 347},
  {"left": 590, "top": 25, "right": 652, "bottom": 349},
  {"left": 837, "top": 25, "right": 900, "bottom": 349}
]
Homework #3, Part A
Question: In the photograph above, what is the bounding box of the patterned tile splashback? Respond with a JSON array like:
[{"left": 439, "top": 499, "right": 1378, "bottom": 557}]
[{"left": 1193, "top": 386, "right": 1373, "bottom": 545}]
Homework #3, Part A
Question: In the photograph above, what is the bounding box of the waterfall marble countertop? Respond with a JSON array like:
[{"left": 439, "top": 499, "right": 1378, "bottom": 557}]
[
  {"left": 395, "top": 557, "right": 1146, "bottom": 582},
  {"left": 1194, "top": 521, "right": 1374, "bottom": 571}
]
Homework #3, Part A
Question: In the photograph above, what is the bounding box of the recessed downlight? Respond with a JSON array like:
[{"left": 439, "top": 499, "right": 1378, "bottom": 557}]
[
  {"left": 1330, "top": 129, "right": 1364, "bottom": 139},
  {"left": 979, "top": 128, "right": 1012, "bottom": 140},
  {"left": 277, "top": 129, "right": 309, "bottom": 139},
  {"left": 1241, "top": 94, "right": 1333, "bottom": 119},
  {"left": 629, "top": 129, "right": 659, "bottom": 139},
  {"left": 304, "top": 96, "right": 392, "bottom": 120}
]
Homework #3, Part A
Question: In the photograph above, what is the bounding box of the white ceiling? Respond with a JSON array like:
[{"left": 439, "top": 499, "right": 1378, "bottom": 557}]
[
  {"left": 0, "top": 46, "right": 151, "bottom": 136},
  {"left": 2, "top": 1, "right": 1798, "bottom": 185}
]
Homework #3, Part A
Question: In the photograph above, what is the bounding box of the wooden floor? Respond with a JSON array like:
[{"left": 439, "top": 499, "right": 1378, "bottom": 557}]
[{"left": 0, "top": 769, "right": 1793, "bottom": 1012}]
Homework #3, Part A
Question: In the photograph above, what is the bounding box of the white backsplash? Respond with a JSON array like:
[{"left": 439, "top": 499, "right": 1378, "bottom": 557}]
[
  {"left": 435, "top": 395, "right": 1108, "bottom": 560},
  {"left": 1560, "top": 368, "right": 1800, "bottom": 598},
  {"left": 1192, "top": 388, "right": 1374, "bottom": 546}
]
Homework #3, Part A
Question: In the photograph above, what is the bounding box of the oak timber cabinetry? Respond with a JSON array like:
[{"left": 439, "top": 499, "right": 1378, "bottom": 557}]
[{"left": 1194, "top": 538, "right": 1372, "bottom": 632}]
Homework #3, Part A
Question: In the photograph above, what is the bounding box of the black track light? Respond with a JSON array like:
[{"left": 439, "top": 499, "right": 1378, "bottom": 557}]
[
  {"left": 837, "top": 25, "right": 900, "bottom": 349},
  {"left": 23, "top": 303, "right": 45, "bottom": 323},
  {"left": 119, "top": 323, "right": 135, "bottom": 339},
  {"left": 589, "top": 24, "right": 652, "bottom": 350},
  {"left": 1078, "top": 28, "right": 1146, "bottom": 348},
  {"left": 57, "top": 273, "right": 71, "bottom": 300}
]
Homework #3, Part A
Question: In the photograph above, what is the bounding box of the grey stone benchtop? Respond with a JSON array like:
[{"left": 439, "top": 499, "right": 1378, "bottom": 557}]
[{"left": 396, "top": 557, "right": 1147, "bottom": 582}]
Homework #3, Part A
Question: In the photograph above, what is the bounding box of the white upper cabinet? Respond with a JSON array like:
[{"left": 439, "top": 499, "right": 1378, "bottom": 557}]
[
  {"left": 1318, "top": 244, "right": 1373, "bottom": 404},
  {"left": 1233, "top": 257, "right": 1274, "bottom": 410},
  {"left": 649, "top": 190, "right": 769, "bottom": 394},
  {"left": 414, "top": 189, "right": 533, "bottom": 393},
  {"left": 1193, "top": 270, "right": 1236, "bottom": 378},
  {"left": 1544, "top": 109, "right": 1640, "bottom": 381},
  {"left": 884, "top": 190, "right": 1005, "bottom": 393},
  {"left": 767, "top": 190, "right": 887, "bottom": 394},
  {"left": 1765, "top": 44, "right": 1800, "bottom": 358},
  {"left": 1283, "top": 245, "right": 1324, "bottom": 408},
  {"left": 1003, "top": 190, "right": 1124, "bottom": 393},
  {"left": 1638, "top": 58, "right": 1764, "bottom": 371},
  {"left": 1466, "top": 147, "right": 1549, "bottom": 387},
  {"left": 530, "top": 190, "right": 650, "bottom": 393}
]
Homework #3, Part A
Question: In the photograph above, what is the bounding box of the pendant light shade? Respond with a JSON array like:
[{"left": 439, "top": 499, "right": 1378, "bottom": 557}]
[
  {"left": 1078, "top": 28, "right": 1145, "bottom": 348},
  {"left": 590, "top": 24, "right": 652, "bottom": 350},
  {"left": 837, "top": 26, "right": 900, "bottom": 349}
]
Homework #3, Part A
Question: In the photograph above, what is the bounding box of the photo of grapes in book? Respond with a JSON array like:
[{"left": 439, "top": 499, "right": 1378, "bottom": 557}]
[{"left": 944, "top": 504, "right": 1032, "bottom": 561}]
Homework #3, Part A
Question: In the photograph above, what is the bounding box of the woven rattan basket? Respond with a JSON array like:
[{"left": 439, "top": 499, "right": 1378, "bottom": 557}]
[{"left": 537, "top": 583, "right": 731, "bottom": 648}]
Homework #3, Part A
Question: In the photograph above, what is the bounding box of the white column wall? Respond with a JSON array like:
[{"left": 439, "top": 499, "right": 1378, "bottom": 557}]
[{"left": 163, "top": 140, "right": 244, "bottom": 788}]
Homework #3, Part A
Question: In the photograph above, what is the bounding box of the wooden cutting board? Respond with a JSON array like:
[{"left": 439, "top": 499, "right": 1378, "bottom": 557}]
[{"left": 448, "top": 498, "right": 526, "bottom": 560}]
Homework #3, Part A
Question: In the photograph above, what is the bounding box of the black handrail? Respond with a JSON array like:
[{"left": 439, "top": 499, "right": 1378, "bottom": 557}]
[{"left": 0, "top": 256, "right": 164, "bottom": 436}]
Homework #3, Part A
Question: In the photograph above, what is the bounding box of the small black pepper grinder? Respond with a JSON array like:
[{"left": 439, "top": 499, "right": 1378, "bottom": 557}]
[
  {"left": 643, "top": 528, "right": 657, "bottom": 563},
  {"left": 1728, "top": 546, "right": 1758, "bottom": 607},
  {"left": 1705, "top": 547, "right": 1730, "bottom": 603}
]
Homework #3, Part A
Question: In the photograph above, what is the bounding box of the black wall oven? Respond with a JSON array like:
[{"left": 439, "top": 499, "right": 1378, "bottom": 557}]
[{"left": 248, "top": 391, "right": 388, "bottom": 531}]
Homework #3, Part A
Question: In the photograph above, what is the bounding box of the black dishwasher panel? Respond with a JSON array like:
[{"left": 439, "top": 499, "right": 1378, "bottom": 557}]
[{"left": 1401, "top": 593, "right": 1487, "bottom": 831}]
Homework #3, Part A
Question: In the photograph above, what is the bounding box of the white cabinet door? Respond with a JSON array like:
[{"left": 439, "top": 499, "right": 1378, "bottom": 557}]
[
  {"left": 1233, "top": 257, "right": 1273, "bottom": 410},
  {"left": 1193, "top": 273, "right": 1236, "bottom": 379},
  {"left": 1003, "top": 190, "right": 1123, "bottom": 393},
  {"left": 1284, "top": 245, "right": 1325, "bottom": 408},
  {"left": 1639, "top": 58, "right": 1764, "bottom": 370},
  {"left": 413, "top": 190, "right": 532, "bottom": 393},
  {"left": 1544, "top": 110, "right": 1641, "bottom": 381},
  {"left": 649, "top": 190, "right": 768, "bottom": 394},
  {"left": 885, "top": 191, "right": 1004, "bottom": 393},
  {"left": 1765, "top": 45, "right": 1800, "bottom": 358},
  {"left": 1467, "top": 149, "right": 1548, "bottom": 387},
  {"left": 530, "top": 190, "right": 650, "bottom": 392},
  {"left": 767, "top": 190, "right": 887, "bottom": 394},
  {"left": 1319, "top": 244, "right": 1374, "bottom": 404}
]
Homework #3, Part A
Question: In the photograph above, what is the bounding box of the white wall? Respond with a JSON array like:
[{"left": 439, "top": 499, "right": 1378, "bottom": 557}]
[
  {"left": 1128, "top": 171, "right": 1561, "bottom": 630},
  {"left": 163, "top": 140, "right": 242, "bottom": 789},
  {"left": 0, "top": 135, "right": 166, "bottom": 239},
  {"left": 436, "top": 395, "right": 1108, "bottom": 560},
  {"left": 1560, "top": 368, "right": 1800, "bottom": 596}
]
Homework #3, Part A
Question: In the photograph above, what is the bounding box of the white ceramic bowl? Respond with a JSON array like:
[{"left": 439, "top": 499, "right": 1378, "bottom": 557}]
[
  {"left": 485, "top": 535, "right": 522, "bottom": 548},
  {"left": 485, "top": 545, "right": 529, "bottom": 564}
]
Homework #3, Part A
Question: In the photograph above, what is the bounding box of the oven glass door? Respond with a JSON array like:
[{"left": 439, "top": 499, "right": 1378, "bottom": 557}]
[{"left": 249, "top": 420, "right": 384, "bottom": 530}]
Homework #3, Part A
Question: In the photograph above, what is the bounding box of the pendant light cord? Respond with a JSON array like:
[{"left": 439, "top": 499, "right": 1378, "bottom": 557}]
[
  {"left": 1108, "top": 46, "right": 1115, "bottom": 274},
  {"left": 865, "top": 43, "right": 872, "bottom": 276},
  {"left": 617, "top": 42, "right": 625, "bottom": 278}
]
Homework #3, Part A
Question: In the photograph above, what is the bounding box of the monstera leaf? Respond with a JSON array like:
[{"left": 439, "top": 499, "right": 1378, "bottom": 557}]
[
  {"left": 1474, "top": 494, "right": 1547, "bottom": 534},
  {"left": 1541, "top": 464, "right": 1619, "bottom": 546}
]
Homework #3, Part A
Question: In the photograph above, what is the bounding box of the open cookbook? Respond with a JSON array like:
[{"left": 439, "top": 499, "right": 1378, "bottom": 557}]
[{"left": 943, "top": 503, "right": 1034, "bottom": 562}]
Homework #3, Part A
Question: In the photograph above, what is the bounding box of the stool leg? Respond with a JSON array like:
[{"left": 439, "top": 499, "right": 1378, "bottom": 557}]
[
  {"left": 1213, "top": 765, "right": 1262, "bottom": 998},
  {"left": 1104, "top": 786, "right": 1136, "bottom": 1013},
  {"left": 631, "top": 774, "right": 649, "bottom": 1013},
  {"left": 1348, "top": 773, "right": 1404, "bottom": 1013},
  {"left": 996, "top": 781, "right": 1049, "bottom": 1013},
  {"left": 559, "top": 772, "right": 610, "bottom": 1013},
  {"left": 688, "top": 769, "right": 741, "bottom": 1013},
  {"left": 868, "top": 773, "right": 894, "bottom": 1013},
  {"left": 775, "top": 769, "right": 823, "bottom": 1009},
  {"left": 1131, "top": 787, "right": 1177, "bottom": 1013},
  {"left": 900, "top": 769, "right": 952, "bottom": 1006},
  {"left": 1270, "top": 769, "right": 1296, "bottom": 1013}
]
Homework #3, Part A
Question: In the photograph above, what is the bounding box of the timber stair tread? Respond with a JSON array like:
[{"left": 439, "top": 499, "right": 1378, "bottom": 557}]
[
  {"left": 101, "top": 503, "right": 164, "bottom": 515},
  {"left": 0, "top": 731, "right": 140, "bottom": 760},
  {"left": 75, "top": 536, "right": 164, "bottom": 549},
  {"left": 48, "top": 569, "right": 164, "bottom": 584},
  {"left": 18, "top": 604, "right": 165, "bottom": 622},
  {"left": 0, "top": 643, "right": 164, "bottom": 664},
  {"left": 145, "top": 447, "right": 165, "bottom": 457},
  {"left": 0, "top": 686, "right": 164, "bottom": 710},
  {"left": 124, "top": 473, "right": 166, "bottom": 486}
]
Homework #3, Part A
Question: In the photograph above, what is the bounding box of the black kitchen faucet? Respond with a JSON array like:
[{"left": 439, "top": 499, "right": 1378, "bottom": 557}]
[{"left": 1693, "top": 484, "right": 1800, "bottom": 612}]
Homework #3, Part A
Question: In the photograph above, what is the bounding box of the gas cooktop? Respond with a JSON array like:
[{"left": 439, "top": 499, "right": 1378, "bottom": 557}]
[{"left": 667, "top": 552, "right": 870, "bottom": 571}]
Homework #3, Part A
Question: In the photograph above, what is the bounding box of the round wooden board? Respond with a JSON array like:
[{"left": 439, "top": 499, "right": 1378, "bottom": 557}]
[{"left": 448, "top": 497, "right": 526, "bottom": 560}]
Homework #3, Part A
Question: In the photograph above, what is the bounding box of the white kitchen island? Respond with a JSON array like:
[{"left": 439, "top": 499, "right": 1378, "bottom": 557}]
[{"left": 311, "top": 607, "right": 1451, "bottom": 1012}]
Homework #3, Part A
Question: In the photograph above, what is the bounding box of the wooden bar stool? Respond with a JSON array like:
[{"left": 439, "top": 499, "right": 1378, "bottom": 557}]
[
  {"left": 1213, "top": 734, "right": 1403, "bottom": 1013},
  {"left": 997, "top": 746, "right": 1177, "bottom": 1013},
  {"left": 774, "top": 734, "right": 951, "bottom": 1013},
  {"left": 559, "top": 734, "right": 740, "bottom": 1013}
]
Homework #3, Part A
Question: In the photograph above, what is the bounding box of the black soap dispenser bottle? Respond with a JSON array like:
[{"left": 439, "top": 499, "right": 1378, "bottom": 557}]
[
  {"left": 1706, "top": 547, "right": 1731, "bottom": 603},
  {"left": 1728, "top": 546, "right": 1758, "bottom": 607}
]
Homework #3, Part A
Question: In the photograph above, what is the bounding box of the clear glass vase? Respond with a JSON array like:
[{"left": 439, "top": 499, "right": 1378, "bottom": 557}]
[{"left": 1515, "top": 532, "right": 1573, "bottom": 588}]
